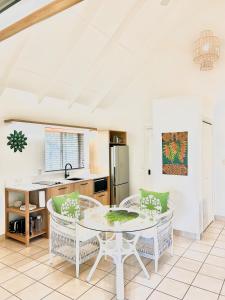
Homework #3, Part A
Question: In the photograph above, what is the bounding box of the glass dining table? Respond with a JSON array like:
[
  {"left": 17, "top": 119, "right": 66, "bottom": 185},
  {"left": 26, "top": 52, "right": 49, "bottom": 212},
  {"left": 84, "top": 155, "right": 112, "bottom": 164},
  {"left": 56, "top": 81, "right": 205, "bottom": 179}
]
[{"left": 78, "top": 206, "right": 158, "bottom": 300}]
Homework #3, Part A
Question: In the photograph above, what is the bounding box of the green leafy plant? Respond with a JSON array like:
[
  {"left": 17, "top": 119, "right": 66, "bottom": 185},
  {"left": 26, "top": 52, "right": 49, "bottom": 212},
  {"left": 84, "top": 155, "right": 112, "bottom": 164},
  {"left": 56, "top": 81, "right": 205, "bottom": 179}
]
[
  {"left": 7, "top": 130, "right": 28, "bottom": 152},
  {"left": 105, "top": 210, "right": 139, "bottom": 224}
]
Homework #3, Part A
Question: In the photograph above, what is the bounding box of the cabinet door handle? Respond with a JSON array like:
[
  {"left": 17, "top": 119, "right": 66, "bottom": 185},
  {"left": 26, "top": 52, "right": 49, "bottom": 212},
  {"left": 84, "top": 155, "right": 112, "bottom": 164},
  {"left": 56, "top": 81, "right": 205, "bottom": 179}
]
[
  {"left": 58, "top": 187, "right": 67, "bottom": 191},
  {"left": 81, "top": 183, "right": 88, "bottom": 186}
]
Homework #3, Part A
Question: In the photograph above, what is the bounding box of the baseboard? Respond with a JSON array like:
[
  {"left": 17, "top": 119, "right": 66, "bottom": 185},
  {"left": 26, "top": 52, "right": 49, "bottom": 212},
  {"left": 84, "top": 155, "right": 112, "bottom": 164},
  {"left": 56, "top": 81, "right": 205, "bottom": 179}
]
[
  {"left": 0, "top": 234, "right": 5, "bottom": 241},
  {"left": 215, "top": 215, "right": 225, "bottom": 222},
  {"left": 174, "top": 229, "right": 199, "bottom": 240}
]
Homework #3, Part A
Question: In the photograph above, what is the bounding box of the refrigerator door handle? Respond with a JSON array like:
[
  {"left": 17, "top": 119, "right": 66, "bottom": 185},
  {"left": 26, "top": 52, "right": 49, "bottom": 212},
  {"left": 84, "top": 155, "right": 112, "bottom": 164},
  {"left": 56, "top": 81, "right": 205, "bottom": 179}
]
[
  {"left": 114, "top": 186, "right": 116, "bottom": 204},
  {"left": 113, "top": 166, "right": 116, "bottom": 185}
]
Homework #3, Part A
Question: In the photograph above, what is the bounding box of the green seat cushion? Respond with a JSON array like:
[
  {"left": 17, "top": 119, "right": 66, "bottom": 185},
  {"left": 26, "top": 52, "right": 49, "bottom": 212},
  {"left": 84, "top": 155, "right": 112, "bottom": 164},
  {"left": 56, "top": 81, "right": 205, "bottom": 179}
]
[
  {"left": 52, "top": 191, "right": 80, "bottom": 218},
  {"left": 139, "top": 188, "right": 169, "bottom": 213}
]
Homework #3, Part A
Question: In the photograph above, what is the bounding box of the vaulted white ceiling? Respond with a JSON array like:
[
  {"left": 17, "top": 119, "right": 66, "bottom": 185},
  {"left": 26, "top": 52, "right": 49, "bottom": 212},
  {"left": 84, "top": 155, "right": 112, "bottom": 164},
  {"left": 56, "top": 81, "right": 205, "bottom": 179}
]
[{"left": 1, "top": 0, "right": 225, "bottom": 111}]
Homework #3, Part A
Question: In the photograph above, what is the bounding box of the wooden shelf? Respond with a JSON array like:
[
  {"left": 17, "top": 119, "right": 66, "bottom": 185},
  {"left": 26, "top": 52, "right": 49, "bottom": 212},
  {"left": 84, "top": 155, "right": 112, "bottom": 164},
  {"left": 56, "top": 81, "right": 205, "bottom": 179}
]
[
  {"left": 5, "top": 188, "right": 49, "bottom": 246},
  {"left": 6, "top": 207, "right": 25, "bottom": 216},
  {"left": 6, "top": 229, "right": 47, "bottom": 242},
  {"left": 6, "top": 231, "right": 26, "bottom": 243},
  {"left": 109, "top": 142, "right": 126, "bottom": 146},
  {"left": 109, "top": 130, "right": 127, "bottom": 145},
  {"left": 29, "top": 207, "right": 46, "bottom": 214},
  {"left": 4, "top": 118, "right": 97, "bottom": 131},
  {"left": 30, "top": 229, "right": 47, "bottom": 239},
  {"left": 7, "top": 206, "right": 46, "bottom": 215}
]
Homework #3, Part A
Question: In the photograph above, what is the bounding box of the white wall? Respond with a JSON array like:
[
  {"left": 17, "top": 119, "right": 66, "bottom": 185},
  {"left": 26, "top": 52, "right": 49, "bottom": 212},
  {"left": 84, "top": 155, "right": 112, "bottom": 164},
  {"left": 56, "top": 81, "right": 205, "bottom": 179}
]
[
  {"left": 1, "top": 90, "right": 214, "bottom": 237},
  {"left": 1, "top": 122, "right": 91, "bottom": 184},
  {"left": 214, "top": 99, "right": 225, "bottom": 218},
  {"left": 0, "top": 88, "right": 152, "bottom": 235},
  {"left": 152, "top": 97, "right": 203, "bottom": 236}
]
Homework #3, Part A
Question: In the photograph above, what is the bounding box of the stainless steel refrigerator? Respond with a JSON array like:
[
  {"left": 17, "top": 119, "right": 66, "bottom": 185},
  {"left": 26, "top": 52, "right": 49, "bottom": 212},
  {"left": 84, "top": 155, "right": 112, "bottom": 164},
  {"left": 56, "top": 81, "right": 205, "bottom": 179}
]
[{"left": 110, "top": 145, "right": 129, "bottom": 206}]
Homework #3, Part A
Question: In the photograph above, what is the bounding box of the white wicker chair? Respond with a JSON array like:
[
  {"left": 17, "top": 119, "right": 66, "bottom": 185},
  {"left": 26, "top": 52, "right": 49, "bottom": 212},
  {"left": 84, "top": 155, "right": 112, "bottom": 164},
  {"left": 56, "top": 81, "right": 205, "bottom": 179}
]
[
  {"left": 47, "top": 195, "right": 103, "bottom": 277},
  {"left": 120, "top": 194, "right": 174, "bottom": 272}
]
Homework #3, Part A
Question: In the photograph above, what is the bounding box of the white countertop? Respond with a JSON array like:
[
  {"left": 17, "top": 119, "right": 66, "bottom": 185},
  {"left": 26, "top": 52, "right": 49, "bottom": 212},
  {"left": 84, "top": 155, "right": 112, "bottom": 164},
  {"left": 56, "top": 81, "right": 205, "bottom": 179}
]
[{"left": 6, "top": 174, "right": 109, "bottom": 192}]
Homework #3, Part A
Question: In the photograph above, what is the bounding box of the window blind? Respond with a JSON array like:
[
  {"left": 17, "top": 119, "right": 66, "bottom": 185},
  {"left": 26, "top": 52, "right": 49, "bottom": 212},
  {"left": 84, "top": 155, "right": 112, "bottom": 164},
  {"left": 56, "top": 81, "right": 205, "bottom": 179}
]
[{"left": 45, "top": 130, "right": 84, "bottom": 172}]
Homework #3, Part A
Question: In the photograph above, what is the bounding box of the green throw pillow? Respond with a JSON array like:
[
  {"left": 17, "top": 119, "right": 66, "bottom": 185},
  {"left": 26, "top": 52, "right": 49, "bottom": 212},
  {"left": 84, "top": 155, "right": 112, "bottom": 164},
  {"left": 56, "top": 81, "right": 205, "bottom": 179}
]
[
  {"left": 52, "top": 191, "right": 80, "bottom": 218},
  {"left": 139, "top": 188, "right": 169, "bottom": 213}
]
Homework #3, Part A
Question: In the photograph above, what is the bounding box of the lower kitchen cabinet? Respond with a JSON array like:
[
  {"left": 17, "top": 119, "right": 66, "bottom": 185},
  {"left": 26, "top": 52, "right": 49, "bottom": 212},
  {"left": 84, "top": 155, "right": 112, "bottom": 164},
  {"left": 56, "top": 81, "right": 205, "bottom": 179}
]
[
  {"left": 93, "top": 191, "right": 109, "bottom": 205},
  {"left": 46, "top": 180, "right": 93, "bottom": 199},
  {"left": 46, "top": 184, "right": 74, "bottom": 199},
  {"left": 75, "top": 180, "right": 93, "bottom": 196}
]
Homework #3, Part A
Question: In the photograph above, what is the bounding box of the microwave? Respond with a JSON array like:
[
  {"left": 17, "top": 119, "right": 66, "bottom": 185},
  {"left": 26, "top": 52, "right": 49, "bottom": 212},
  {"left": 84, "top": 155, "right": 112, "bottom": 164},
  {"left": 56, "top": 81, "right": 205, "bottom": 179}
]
[{"left": 94, "top": 177, "right": 108, "bottom": 193}]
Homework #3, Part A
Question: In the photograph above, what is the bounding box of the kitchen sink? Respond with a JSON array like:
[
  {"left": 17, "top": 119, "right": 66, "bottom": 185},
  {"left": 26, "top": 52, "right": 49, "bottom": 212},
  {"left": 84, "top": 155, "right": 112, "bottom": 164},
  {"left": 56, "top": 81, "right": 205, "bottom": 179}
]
[{"left": 66, "top": 177, "right": 83, "bottom": 181}]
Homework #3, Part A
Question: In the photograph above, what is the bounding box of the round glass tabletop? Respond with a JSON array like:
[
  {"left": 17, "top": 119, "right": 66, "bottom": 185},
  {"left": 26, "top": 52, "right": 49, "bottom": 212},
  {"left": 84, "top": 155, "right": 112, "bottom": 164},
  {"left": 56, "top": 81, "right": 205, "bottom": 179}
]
[{"left": 78, "top": 206, "right": 158, "bottom": 233}]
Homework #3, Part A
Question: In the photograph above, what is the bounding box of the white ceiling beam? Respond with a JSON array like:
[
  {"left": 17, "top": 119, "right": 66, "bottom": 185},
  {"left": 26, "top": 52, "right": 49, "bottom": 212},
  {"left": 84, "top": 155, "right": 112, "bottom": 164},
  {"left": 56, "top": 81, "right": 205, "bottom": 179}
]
[
  {"left": 90, "top": 71, "right": 137, "bottom": 112},
  {"left": 38, "top": 0, "right": 105, "bottom": 103},
  {"left": 0, "top": 86, "right": 5, "bottom": 96},
  {"left": 0, "top": 33, "right": 30, "bottom": 96},
  {"left": 92, "top": 0, "right": 198, "bottom": 110},
  {"left": 69, "top": 0, "right": 147, "bottom": 108}
]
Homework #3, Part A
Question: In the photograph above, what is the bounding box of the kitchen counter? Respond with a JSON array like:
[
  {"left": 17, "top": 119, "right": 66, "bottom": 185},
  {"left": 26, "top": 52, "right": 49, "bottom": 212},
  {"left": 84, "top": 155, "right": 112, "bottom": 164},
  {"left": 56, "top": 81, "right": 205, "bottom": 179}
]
[{"left": 6, "top": 174, "right": 109, "bottom": 192}]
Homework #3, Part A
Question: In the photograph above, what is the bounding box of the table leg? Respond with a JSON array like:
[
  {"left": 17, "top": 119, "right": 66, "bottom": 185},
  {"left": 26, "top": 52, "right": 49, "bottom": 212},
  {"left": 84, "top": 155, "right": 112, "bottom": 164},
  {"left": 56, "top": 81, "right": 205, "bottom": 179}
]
[{"left": 115, "top": 232, "right": 124, "bottom": 300}]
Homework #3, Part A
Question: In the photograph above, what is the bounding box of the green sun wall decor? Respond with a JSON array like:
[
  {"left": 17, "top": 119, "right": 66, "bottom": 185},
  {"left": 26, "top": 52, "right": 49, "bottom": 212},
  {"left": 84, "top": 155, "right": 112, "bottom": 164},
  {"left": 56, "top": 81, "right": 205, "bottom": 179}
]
[{"left": 7, "top": 130, "right": 28, "bottom": 152}]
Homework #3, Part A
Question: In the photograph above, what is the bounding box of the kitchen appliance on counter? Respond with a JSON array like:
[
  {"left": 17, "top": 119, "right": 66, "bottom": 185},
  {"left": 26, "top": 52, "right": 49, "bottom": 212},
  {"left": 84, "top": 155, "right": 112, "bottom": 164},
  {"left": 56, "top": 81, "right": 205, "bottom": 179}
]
[
  {"left": 9, "top": 215, "right": 43, "bottom": 235},
  {"left": 110, "top": 145, "right": 129, "bottom": 206},
  {"left": 9, "top": 218, "right": 25, "bottom": 234}
]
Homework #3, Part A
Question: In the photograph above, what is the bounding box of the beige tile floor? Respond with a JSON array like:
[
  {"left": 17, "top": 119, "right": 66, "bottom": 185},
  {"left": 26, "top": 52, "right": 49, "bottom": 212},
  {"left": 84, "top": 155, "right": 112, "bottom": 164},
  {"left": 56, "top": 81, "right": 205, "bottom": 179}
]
[{"left": 1, "top": 220, "right": 225, "bottom": 299}]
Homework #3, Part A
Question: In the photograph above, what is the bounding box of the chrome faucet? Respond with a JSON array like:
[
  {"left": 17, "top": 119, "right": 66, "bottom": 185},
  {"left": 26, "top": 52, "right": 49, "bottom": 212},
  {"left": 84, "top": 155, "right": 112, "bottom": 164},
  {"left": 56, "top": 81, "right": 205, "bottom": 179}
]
[{"left": 64, "top": 163, "right": 73, "bottom": 179}]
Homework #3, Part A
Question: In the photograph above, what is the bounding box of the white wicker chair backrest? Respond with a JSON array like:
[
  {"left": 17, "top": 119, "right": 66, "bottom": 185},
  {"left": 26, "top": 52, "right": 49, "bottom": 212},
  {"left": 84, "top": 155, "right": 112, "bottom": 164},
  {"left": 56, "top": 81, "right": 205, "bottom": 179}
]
[
  {"left": 47, "top": 194, "right": 103, "bottom": 224},
  {"left": 120, "top": 194, "right": 174, "bottom": 240},
  {"left": 119, "top": 194, "right": 140, "bottom": 209},
  {"left": 119, "top": 194, "right": 174, "bottom": 220}
]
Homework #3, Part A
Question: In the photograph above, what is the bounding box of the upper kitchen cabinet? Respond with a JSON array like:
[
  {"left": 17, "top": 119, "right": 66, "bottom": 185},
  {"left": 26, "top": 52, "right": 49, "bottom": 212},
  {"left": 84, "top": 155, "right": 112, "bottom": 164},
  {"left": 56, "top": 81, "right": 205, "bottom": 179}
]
[{"left": 109, "top": 131, "right": 127, "bottom": 145}]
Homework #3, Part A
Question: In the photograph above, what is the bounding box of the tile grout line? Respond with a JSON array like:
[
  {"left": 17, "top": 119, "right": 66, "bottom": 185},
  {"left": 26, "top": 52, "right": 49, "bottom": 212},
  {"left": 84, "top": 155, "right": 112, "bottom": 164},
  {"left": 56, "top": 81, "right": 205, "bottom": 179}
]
[
  {"left": 153, "top": 236, "right": 196, "bottom": 299},
  {"left": 217, "top": 226, "right": 225, "bottom": 300},
  {"left": 180, "top": 223, "right": 225, "bottom": 300},
  {"left": 25, "top": 257, "right": 117, "bottom": 299},
  {"left": 146, "top": 224, "right": 224, "bottom": 299},
  {"left": 140, "top": 225, "right": 225, "bottom": 300},
  {"left": 2, "top": 225, "right": 225, "bottom": 300}
]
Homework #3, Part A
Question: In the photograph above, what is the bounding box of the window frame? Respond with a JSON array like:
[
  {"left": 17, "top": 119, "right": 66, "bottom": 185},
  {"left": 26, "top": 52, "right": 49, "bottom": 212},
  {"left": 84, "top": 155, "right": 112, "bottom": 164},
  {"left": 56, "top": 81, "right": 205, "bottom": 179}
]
[{"left": 44, "top": 128, "right": 85, "bottom": 173}]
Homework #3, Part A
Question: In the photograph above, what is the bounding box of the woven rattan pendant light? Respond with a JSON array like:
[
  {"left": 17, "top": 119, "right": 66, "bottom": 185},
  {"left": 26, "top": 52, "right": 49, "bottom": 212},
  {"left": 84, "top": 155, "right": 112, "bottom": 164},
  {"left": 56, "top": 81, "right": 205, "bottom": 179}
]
[{"left": 193, "top": 30, "right": 220, "bottom": 71}]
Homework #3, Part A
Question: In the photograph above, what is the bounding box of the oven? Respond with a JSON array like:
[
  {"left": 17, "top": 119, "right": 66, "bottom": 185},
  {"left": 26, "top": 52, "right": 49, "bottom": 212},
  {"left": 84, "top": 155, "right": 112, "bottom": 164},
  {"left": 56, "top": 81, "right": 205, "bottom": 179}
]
[{"left": 94, "top": 177, "right": 108, "bottom": 193}]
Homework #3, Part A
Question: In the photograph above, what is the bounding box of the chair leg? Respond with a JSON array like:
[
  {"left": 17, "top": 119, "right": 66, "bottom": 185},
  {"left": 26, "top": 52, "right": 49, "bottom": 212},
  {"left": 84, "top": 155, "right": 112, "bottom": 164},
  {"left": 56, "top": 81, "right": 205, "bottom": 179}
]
[
  {"left": 134, "top": 250, "right": 150, "bottom": 280},
  {"left": 154, "top": 258, "right": 158, "bottom": 273},
  {"left": 76, "top": 262, "right": 80, "bottom": 278},
  {"left": 75, "top": 238, "right": 80, "bottom": 278},
  {"left": 48, "top": 228, "right": 54, "bottom": 265},
  {"left": 170, "top": 229, "right": 174, "bottom": 256},
  {"left": 49, "top": 253, "right": 54, "bottom": 265},
  {"left": 153, "top": 230, "right": 159, "bottom": 273},
  {"left": 87, "top": 250, "right": 103, "bottom": 282}
]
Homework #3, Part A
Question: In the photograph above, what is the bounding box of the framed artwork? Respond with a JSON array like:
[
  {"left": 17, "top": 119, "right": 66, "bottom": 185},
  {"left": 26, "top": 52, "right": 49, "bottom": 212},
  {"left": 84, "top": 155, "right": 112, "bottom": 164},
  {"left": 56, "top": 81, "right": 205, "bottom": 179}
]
[{"left": 162, "top": 131, "right": 188, "bottom": 176}]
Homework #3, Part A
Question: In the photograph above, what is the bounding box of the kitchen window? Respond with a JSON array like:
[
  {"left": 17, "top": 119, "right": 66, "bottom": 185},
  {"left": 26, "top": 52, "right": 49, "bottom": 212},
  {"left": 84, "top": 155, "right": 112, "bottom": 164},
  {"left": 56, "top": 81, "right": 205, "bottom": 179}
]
[{"left": 45, "top": 128, "right": 85, "bottom": 172}]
